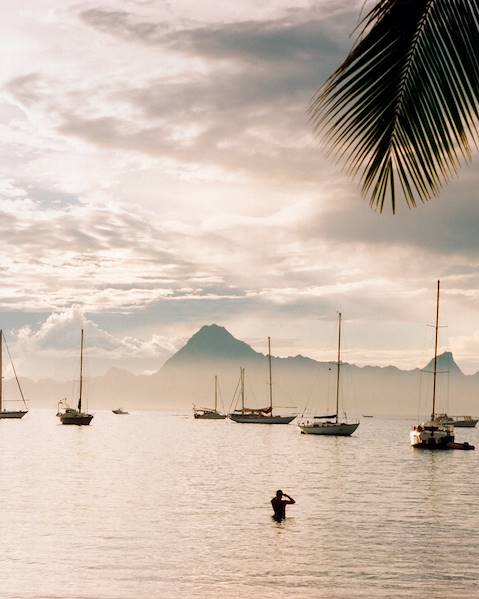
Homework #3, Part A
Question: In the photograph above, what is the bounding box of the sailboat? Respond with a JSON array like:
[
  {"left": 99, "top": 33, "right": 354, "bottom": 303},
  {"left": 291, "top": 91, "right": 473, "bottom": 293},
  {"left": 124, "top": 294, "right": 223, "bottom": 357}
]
[
  {"left": 57, "top": 329, "right": 94, "bottom": 426},
  {"left": 298, "top": 313, "right": 359, "bottom": 436},
  {"left": 229, "top": 337, "right": 296, "bottom": 424},
  {"left": 0, "top": 329, "right": 29, "bottom": 419},
  {"left": 193, "top": 375, "right": 226, "bottom": 419},
  {"left": 410, "top": 281, "right": 455, "bottom": 449}
]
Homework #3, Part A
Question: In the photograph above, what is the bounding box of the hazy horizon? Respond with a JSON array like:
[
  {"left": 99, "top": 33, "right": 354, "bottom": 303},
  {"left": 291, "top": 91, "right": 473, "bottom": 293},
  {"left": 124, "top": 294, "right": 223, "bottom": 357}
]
[{"left": 1, "top": 321, "right": 477, "bottom": 383}]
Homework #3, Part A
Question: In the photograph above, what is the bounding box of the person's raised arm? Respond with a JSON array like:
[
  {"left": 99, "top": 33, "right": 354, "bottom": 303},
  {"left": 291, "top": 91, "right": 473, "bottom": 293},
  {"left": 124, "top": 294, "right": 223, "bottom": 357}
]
[{"left": 283, "top": 494, "right": 295, "bottom": 504}]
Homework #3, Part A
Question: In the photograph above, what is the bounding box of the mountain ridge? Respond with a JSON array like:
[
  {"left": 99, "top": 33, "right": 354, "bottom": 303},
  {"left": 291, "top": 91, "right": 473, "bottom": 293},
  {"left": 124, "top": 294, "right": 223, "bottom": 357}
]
[{"left": 4, "top": 324, "right": 478, "bottom": 415}]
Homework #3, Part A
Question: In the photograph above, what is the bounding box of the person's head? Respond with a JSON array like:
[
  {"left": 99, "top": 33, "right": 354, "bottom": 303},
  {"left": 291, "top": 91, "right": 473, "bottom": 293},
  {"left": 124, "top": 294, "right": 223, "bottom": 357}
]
[{"left": 276, "top": 489, "right": 283, "bottom": 498}]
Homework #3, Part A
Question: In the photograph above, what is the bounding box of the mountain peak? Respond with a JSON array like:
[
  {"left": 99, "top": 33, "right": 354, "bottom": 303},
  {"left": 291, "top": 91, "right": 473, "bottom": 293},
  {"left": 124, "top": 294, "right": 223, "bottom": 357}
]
[
  {"left": 164, "top": 324, "right": 260, "bottom": 365},
  {"left": 424, "top": 351, "right": 462, "bottom": 375}
]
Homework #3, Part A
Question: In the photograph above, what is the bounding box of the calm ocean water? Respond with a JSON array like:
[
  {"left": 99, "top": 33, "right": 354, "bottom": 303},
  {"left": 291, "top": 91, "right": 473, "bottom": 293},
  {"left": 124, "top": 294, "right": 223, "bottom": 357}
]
[{"left": 0, "top": 411, "right": 478, "bottom": 599}]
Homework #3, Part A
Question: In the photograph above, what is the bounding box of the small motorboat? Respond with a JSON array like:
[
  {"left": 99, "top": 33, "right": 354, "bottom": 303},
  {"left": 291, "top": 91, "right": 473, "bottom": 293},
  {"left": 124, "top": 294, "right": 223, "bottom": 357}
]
[{"left": 112, "top": 408, "right": 129, "bottom": 415}]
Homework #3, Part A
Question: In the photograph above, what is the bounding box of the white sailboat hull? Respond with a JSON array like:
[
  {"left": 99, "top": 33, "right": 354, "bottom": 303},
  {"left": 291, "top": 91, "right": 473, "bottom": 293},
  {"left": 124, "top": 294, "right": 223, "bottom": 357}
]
[
  {"left": 410, "top": 424, "right": 454, "bottom": 449},
  {"left": 229, "top": 414, "right": 296, "bottom": 424},
  {"left": 298, "top": 421, "right": 359, "bottom": 436}
]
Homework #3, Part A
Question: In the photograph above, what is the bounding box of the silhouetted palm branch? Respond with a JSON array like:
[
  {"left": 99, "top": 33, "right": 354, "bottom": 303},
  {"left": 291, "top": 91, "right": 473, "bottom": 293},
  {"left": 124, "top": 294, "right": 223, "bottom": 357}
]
[{"left": 310, "top": 0, "right": 479, "bottom": 212}]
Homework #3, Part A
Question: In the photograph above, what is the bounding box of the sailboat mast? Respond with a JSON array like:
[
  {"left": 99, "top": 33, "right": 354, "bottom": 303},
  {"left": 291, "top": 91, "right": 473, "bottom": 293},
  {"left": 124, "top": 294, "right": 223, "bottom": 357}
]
[
  {"left": 78, "top": 328, "right": 84, "bottom": 412},
  {"left": 214, "top": 375, "right": 218, "bottom": 411},
  {"left": 432, "top": 280, "right": 440, "bottom": 421},
  {"left": 268, "top": 337, "right": 273, "bottom": 416},
  {"left": 335, "top": 313, "right": 341, "bottom": 424},
  {"left": 0, "top": 330, "right": 3, "bottom": 412},
  {"left": 241, "top": 367, "right": 245, "bottom": 414}
]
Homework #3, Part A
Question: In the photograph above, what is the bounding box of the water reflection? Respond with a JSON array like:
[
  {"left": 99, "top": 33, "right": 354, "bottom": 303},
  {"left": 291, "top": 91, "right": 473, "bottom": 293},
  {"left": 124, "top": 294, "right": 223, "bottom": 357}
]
[{"left": 0, "top": 412, "right": 477, "bottom": 598}]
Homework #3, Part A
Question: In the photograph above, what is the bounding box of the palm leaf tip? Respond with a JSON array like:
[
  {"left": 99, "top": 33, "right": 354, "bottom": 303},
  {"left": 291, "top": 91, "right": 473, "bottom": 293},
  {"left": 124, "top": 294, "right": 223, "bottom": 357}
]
[{"left": 310, "top": 0, "right": 479, "bottom": 213}]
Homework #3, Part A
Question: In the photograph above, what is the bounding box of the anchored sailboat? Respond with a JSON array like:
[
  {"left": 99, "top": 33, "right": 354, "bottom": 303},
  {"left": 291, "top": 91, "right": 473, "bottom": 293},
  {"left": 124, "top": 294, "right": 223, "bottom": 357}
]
[
  {"left": 410, "top": 281, "right": 455, "bottom": 449},
  {"left": 229, "top": 337, "right": 296, "bottom": 424},
  {"left": 298, "top": 313, "right": 359, "bottom": 436},
  {"left": 0, "top": 330, "right": 28, "bottom": 419},
  {"left": 193, "top": 375, "right": 226, "bottom": 419},
  {"left": 434, "top": 414, "right": 478, "bottom": 428},
  {"left": 57, "top": 329, "right": 94, "bottom": 426}
]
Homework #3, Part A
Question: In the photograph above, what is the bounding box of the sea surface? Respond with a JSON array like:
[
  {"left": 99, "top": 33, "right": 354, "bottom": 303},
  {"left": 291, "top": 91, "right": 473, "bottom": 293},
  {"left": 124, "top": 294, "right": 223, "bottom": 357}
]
[{"left": 0, "top": 411, "right": 478, "bottom": 599}]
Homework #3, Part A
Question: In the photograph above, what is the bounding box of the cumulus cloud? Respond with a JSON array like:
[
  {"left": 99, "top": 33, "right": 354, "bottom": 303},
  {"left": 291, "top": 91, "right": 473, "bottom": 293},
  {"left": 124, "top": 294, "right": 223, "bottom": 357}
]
[{"left": 12, "top": 306, "right": 178, "bottom": 379}]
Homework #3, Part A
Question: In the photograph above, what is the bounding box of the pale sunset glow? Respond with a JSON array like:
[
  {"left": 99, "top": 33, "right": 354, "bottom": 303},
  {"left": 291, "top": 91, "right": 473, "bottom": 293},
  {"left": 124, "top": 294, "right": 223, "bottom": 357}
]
[{"left": 1, "top": 0, "right": 479, "bottom": 378}]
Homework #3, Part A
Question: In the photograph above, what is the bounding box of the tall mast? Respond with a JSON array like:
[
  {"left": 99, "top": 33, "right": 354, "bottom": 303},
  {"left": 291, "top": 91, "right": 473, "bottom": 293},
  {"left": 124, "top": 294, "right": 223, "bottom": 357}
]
[
  {"left": 432, "top": 280, "right": 440, "bottom": 421},
  {"left": 78, "top": 329, "right": 84, "bottom": 412},
  {"left": 214, "top": 375, "right": 218, "bottom": 411},
  {"left": 335, "top": 313, "right": 341, "bottom": 424},
  {"left": 0, "top": 330, "right": 3, "bottom": 412},
  {"left": 241, "top": 367, "right": 245, "bottom": 413},
  {"left": 268, "top": 337, "right": 273, "bottom": 416}
]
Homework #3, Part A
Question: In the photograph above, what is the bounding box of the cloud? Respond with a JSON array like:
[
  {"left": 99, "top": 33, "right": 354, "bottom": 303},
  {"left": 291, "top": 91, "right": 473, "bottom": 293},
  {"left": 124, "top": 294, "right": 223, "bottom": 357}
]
[
  {"left": 5, "top": 5, "right": 359, "bottom": 188},
  {"left": 12, "top": 306, "right": 178, "bottom": 378},
  {"left": 1, "top": 0, "right": 479, "bottom": 375},
  {"left": 79, "top": 4, "right": 355, "bottom": 65}
]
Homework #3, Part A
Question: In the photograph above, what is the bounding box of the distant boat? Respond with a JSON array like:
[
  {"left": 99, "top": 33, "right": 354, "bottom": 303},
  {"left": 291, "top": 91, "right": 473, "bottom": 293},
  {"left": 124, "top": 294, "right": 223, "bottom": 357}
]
[
  {"left": 298, "top": 313, "right": 359, "bottom": 436},
  {"left": 229, "top": 338, "right": 296, "bottom": 424},
  {"left": 112, "top": 408, "right": 129, "bottom": 415},
  {"left": 0, "top": 329, "right": 29, "bottom": 419},
  {"left": 193, "top": 375, "right": 226, "bottom": 419},
  {"left": 410, "top": 282, "right": 455, "bottom": 449},
  {"left": 57, "top": 329, "right": 94, "bottom": 426},
  {"left": 434, "top": 414, "right": 478, "bottom": 428},
  {"left": 362, "top": 415, "right": 374, "bottom": 418}
]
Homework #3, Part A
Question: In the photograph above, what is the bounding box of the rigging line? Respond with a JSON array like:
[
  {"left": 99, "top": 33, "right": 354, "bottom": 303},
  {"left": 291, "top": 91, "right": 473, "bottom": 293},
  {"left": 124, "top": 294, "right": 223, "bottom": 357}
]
[
  {"left": 417, "top": 368, "right": 423, "bottom": 421},
  {"left": 228, "top": 373, "right": 241, "bottom": 414},
  {"left": 3, "top": 336, "right": 27, "bottom": 408},
  {"left": 300, "top": 363, "right": 322, "bottom": 418},
  {"left": 217, "top": 380, "right": 226, "bottom": 414}
]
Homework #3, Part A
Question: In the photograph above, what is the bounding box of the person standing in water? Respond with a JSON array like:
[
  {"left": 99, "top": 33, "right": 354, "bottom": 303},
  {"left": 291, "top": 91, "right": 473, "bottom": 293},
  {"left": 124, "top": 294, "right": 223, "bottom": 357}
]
[{"left": 271, "top": 490, "right": 295, "bottom": 521}]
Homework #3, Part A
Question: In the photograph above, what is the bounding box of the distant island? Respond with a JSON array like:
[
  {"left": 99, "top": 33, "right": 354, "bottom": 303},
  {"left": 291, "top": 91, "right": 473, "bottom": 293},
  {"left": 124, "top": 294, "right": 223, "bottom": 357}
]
[{"left": 8, "top": 324, "right": 479, "bottom": 416}]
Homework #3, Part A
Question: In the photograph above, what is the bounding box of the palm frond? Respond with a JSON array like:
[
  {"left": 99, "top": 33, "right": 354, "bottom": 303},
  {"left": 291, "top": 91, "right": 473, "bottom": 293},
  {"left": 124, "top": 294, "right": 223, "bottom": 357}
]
[{"left": 310, "top": 0, "right": 479, "bottom": 212}]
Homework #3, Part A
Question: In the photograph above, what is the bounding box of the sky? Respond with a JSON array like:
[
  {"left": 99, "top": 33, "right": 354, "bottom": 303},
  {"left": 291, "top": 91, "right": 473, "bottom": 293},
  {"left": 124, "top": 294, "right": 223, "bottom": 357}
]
[{"left": 1, "top": 0, "right": 479, "bottom": 380}]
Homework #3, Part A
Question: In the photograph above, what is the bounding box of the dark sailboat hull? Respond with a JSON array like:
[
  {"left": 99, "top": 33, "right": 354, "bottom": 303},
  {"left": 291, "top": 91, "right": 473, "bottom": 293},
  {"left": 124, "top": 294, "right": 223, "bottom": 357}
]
[
  {"left": 452, "top": 419, "right": 478, "bottom": 428},
  {"left": 229, "top": 414, "right": 296, "bottom": 424},
  {"left": 0, "top": 410, "right": 28, "bottom": 419},
  {"left": 194, "top": 412, "right": 226, "bottom": 419},
  {"left": 60, "top": 413, "right": 94, "bottom": 426}
]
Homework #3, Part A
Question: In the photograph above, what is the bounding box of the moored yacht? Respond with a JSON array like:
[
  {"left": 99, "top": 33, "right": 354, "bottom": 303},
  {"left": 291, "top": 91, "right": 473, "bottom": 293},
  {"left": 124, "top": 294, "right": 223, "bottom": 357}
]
[
  {"left": 57, "top": 329, "right": 94, "bottom": 426},
  {"left": 229, "top": 338, "right": 296, "bottom": 424},
  {"left": 410, "top": 281, "right": 455, "bottom": 449},
  {"left": 193, "top": 375, "right": 226, "bottom": 419},
  {"left": 0, "top": 329, "right": 29, "bottom": 419},
  {"left": 434, "top": 413, "right": 478, "bottom": 428},
  {"left": 298, "top": 313, "right": 359, "bottom": 436}
]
